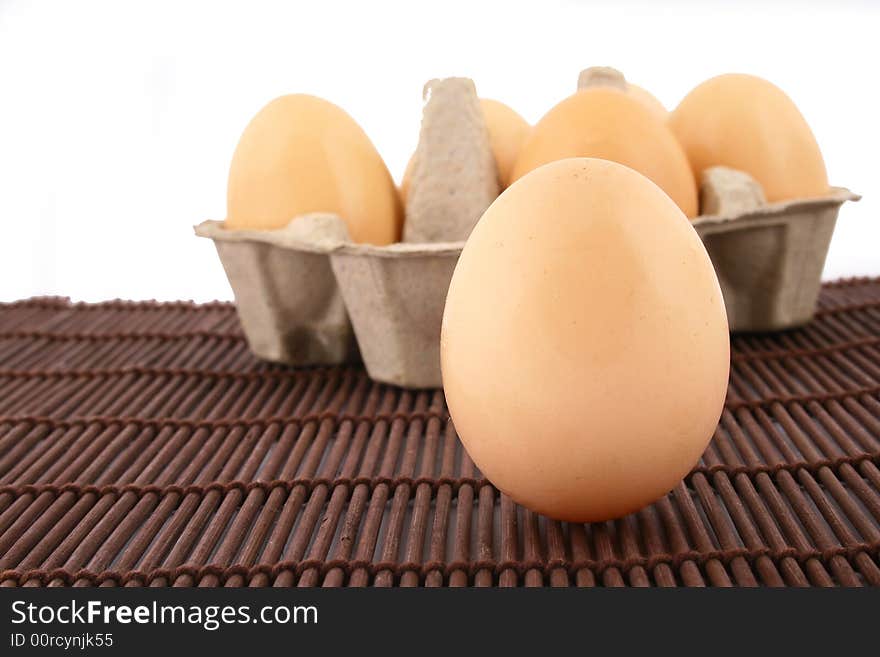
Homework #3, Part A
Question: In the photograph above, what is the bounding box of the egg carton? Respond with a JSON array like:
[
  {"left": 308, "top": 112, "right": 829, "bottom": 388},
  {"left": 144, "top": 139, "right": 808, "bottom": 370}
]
[
  {"left": 195, "top": 214, "right": 358, "bottom": 365},
  {"left": 197, "top": 75, "right": 857, "bottom": 388},
  {"left": 693, "top": 168, "right": 858, "bottom": 331},
  {"left": 196, "top": 215, "right": 461, "bottom": 387},
  {"left": 196, "top": 78, "right": 491, "bottom": 388}
]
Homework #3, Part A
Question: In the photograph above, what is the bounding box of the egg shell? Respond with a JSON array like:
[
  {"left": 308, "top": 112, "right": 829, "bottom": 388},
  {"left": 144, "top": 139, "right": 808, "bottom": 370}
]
[
  {"left": 511, "top": 88, "right": 698, "bottom": 217},
  {"left": 226, "top": 94, "right": 401, "bottom": 245},
  {"left": 627, "top": 84, "right": 668, "bottom": 120},
  {"left": 441, "top": 158, "right": 730, "bottom": 522},
  {"left": 669, "top": 74, "right": 829, "bottom": 204},
  {"left": 577, "top": 66, "right": 667, "bottom": 121},
  {"left": 477, "top": 98, "right": 531, "bottom": 187}
]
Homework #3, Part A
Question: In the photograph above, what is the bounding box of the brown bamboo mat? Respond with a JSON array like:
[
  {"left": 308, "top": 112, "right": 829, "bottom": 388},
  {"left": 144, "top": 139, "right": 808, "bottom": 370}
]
[{"left": 0, "top": 278, "right": 879, "bottom": 587}]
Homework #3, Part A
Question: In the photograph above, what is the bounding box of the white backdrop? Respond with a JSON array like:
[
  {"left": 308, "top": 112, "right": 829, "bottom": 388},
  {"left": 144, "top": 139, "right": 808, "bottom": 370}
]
[{"left": 1, "top": 0, "right": 877, "bottom": 302}]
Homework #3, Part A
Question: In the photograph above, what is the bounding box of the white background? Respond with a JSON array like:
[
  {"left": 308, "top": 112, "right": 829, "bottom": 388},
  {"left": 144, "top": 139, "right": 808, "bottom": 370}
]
[{"left": 0, "top": 0, "right": 877, "bottom": 302}]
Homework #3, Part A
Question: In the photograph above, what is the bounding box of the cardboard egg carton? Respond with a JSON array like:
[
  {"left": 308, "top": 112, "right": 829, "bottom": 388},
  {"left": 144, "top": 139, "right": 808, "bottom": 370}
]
[
  {"left": 197, "top": 71, "right": 858, "bottom": 388},
  {"left": 196, "top": 214, "right": 462, "bottom": 386},
  {"left": 195, "top": 214, "right": 357, "bottom": 365},
  {"left": 196, "top": 78, "right": 492, "bottom": 387},
  {"left": 693, "top": 168, "right": 858, "bottom": 331}
]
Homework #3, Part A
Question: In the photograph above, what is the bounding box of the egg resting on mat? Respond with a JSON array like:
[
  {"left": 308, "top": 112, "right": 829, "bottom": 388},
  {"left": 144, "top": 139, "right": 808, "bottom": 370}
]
[{"left": 441, "top": 158, "right": 729, "bottom": 522}]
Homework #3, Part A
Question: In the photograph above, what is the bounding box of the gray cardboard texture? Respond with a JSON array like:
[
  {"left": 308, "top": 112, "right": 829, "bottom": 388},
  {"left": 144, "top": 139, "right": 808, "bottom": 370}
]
[
  {"left": 403, "top": 77, "right": 499, "bottom": 243},
  {"left": 577, "top": 66, "right": 628, "bottom": 91},
  {"left": 700, "top": 166, "right": 766, "bottom": 216},
  {"left": 334, "top": 76, "right": 492, "bottom": 386},
  {"left": 693, "top": 176, "right": 858, "bottom": 331},
  {"left": 195, "top": 215, "right": 356, "bottom": 365},
  {"left": 330, "top": 242, "right": 462, "bottom": 387}
]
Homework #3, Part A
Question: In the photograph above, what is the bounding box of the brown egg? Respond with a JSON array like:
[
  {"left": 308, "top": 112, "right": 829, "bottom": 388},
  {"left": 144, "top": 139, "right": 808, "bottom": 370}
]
[
  {"left": 669, "top": 74, "right": 829, "bottom": 203},
  {"left": 479, "top": 98, "right": 531, "bottom": 185},
  {"left": 578, "top": 66, "right": 668, "bottom": 121},
  {"left": 226, "top": 94, "right": 401, "bottom": 245},
  {"left": 400, "top": 98, "right": 530, "bottom": 202},
  {"left": 511, "top": 88, "right": 698, "bottom": 217},
  {"left": 441, "top": 158, "right": 729, "bottom": 522},
  {"left": 626, "top": 84, "right": 668, "bottom": 120}
]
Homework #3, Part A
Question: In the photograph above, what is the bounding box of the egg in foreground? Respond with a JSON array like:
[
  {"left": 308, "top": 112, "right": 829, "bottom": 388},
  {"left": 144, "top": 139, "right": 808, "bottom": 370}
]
[
  {"left": 441, "top": 158, "right": 729, "bottom": 522},
  {"left": 669, "top": 74, "right": 828, "bottom": 203},
  {"left": 226, "top": 94, "right": 401, "bottom": 245},
  {"left": 511, "top": 88, "right": 698, "bottom": 217}
]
